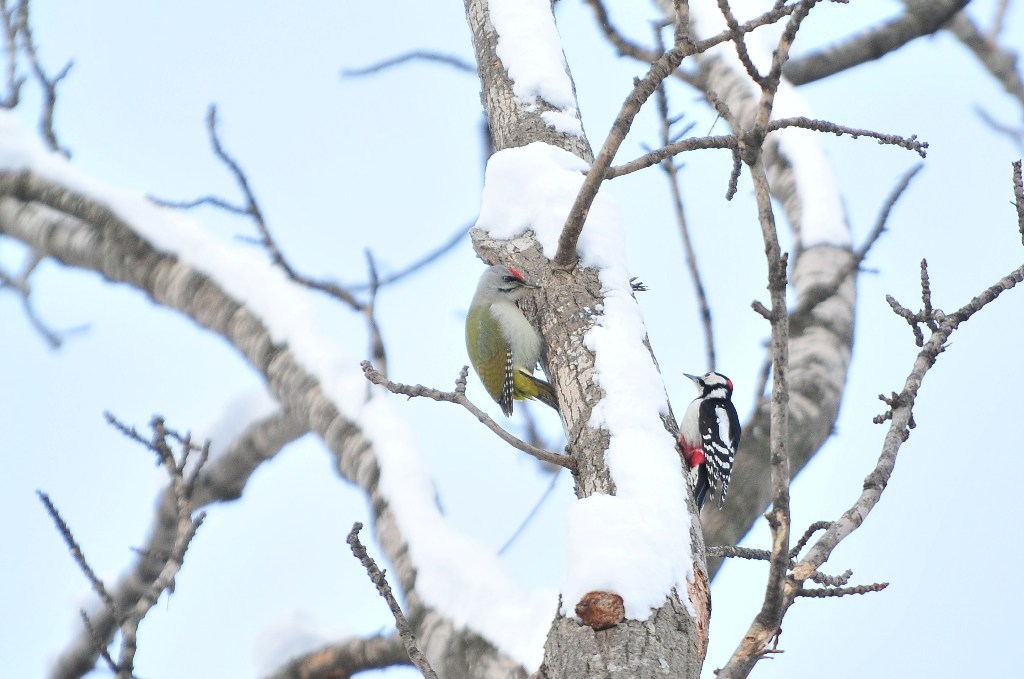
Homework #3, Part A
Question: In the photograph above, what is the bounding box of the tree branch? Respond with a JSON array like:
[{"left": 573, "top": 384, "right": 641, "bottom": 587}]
[
  {"left": 265, "top": 633, "right": 410, "bottom": 679},
  {"left": 783, "top": 0, "right": 969, "bottom": 85},
  {"left": 361, "top": 361, "right": 574, "bottom": 470},
  {"left": 346, "top": 523, "right": 437, "bottom": 679}
]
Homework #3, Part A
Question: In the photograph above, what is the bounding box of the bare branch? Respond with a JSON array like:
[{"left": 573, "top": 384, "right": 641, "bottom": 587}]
[
  {"left": 706, "top": 545, "right": 771, "bottom": 561},
  {"left": 554, "top": 44, "right": 688, "bottom": 268},
  {"left": 715, "top": 0, "right": 766, "bottom": 87},
  {"left": 37, "top": 491, "right": 121, "bottom": 620},
  {"left": 346, "top": 523, "right": 438, "bottom": 679},
  {"left": 768, "top": 117, "right": 927, "bottom": 157},
  {"left": 605, "top": 134, "right": 737, "bottom": 179},
  {"left": 342, "top": 50, "right": 474, "bottom": 77},
  {"left": 361, "top": 361, "right": 574, "bottom": 470},
  {"left": 15, "top": 0, "right": 72, "bottom": 155},
  {"left": 497, "top": 467, "right": 562, "bottom": 555},
  {"left": 652, "top": 25, "right": 716, "bottom": 370},
  {"left": 946, "top": 8, "right": 1024, "bottom": 111},
  {"left": 266, "top": 633, "right": 410, "bottom": 679},
  {"left": 583, "top": 0, "right": 662, "bottom": 63},
  {"left": 788, "top": 520, "right": 831, "bottom": 559},
  {"left": 0, "top": 0, "right": 24, "bottom": 107},
  {"left": 348, "top": 221, "right": 468, "bottom": 291},
  {"left": 783, "top": 0, "right": 968, "bottom": 85},
  {"left": 1014, "top": 160, "right": 1024, "bottom": 245},
  {"left": 789, "top": 164, "right": 922, "bottom": 331},
  {"left": 795, "top": 582, "right": 888, "bottom": 598}
]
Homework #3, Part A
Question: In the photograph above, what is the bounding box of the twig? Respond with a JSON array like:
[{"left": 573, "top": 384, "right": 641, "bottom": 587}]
[
  {"left": 37, "top": 491, "right": 121, "bottom": 619},
  {"left": 795, "top": 582, "right": 888, "bottom": 598},
  {"left": 783, "top": 0, "right": 968, "bottom": 85},
  {"left": 361, "top": 361, "right": 575, "bottom": 470},
  {"left": 346, "top": 523, "right": 438, "bottom": 679},
  {"left": 716, "top": 0, "right": 765, "bottom": 87},
  {"left": 0, "top": 0, "right": 24, "bottom": 107},
  {"left": 946, "top": 9, "right": 1024, "bottom": 111},
  {"left": 342, "top": 50, "right": 474, "bottom": 77},
  {"left": 55, "top": 409, "right": 306, "bottom": 677},
  {"left": 652, "top": 23, "right": 716, "bottom": 370},
  {"left": 1014, "top": 160, "right": 1024, "bottom": 246},
  {"left": 788, "top": 520, "right": 831, "bottom": 559},
  {"left": 605, "top": 134, "right": 737, "bottom": 179},
  {"left": 265, "top": 633, "right": 411, "bottom": 679},
  {"left": 716, "top": 4, "right": 823, "bottom": 677},
  {"left": 79, "top": 611, "right": 118, "bottom": 674},
  {"left": 788, "top": 164, "right": 922, "bottom": 331},
  {"left": 768, "top": 117, "right": 927, "bottom": 158},
  {"left": 363, "top": 250, "right": 389, "bottom": 377},
  {"left": 498, "top": 467, "right": 562, "bottom": 555},
  {"left": 554, "top": 44, "right": 689, "bottom": 268},
  {"left": 16, "top": 0, "right": 72, "bottom": 155},
  {"left": 348, "top": 221, "right": 468, "bottom": 291},
  {"left": 706, "top": 545, "right": 771, "bottom": 561},
  {"left": 583, "top": 0, "right": 661, "bottom": 63},
  {"left": 0, "top": 254, "right": 90, "bottom": 348}
]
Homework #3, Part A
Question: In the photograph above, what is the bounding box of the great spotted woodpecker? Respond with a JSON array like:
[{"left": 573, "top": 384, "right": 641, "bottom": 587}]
[{"left": 679, "top": 371, "right": 741, "bottom": 511}]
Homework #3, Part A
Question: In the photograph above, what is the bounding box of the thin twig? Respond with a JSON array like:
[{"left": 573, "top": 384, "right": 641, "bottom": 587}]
[
  {"left": 0, "top": 0, "right": 24, "bottom": 107},
  {"left": 16, "top": 0, "right": 72, "bottom": 155},
  {"left": 348, "top": 221, "right": 468, "bottom": 291},
  {"left": 795, "top": 582, "right": 888, "bottom": 598},
  {"left": 652, "top": 23, "right": 715, "bottom": 370},
  {"left": 554, "top": 44, "right": 689, "bottom": 268},
  {"left": 363, "top": 249, "right": 389, "bottom": 377},
  {"left": 768, "top": 117, "right": 927, "bottom": 158},
  {"left": 361, "top": 361, "right": 574, "bottom": 470},
  {"left": 497, "top": 468, "right": 562, "bottom": 555},
  {"left": 1013, "top": 160, "right": 1024, "bottom": 246},
  {"left": 788, "top": 164, "right": 922, "bottom": 329},
  {"left": 788, "top": 520, "right": 831, "bottom": 559},
  {"left": 346, "top": 523, "right": 438, "bottom": 679},
  {"left": 342, "top": 50, "right": 474, "bottom": 77},
  {"left": 583, "top": 0, "right": 661, "bottom": 63},
  {"left": 37, "top": 491, "right": 121, "bottom": 619},
  {"left": 706, "top": 545, "right": 772, "bottom": 561}
]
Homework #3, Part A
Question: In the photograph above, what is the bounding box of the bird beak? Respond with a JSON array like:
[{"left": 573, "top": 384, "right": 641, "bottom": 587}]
[
  {"left": 683, "top": 373, "right": 700, "bottom": 383},
  {"left": 521, "top": 279, "right": 541, "bottom": 290}
]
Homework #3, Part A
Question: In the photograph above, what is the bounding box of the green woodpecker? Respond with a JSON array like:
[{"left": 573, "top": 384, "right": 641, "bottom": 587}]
[{"left": 465, "top": 264, "right": 559, "bottom": 416}]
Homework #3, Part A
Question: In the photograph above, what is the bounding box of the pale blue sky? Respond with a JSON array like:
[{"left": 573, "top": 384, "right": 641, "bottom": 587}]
[{"left": 3, "top": 2, "right": 1022, "bottom": 677}]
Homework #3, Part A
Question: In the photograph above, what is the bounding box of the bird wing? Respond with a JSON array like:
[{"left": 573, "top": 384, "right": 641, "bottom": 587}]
[
  {"left": 466, "top": 304, "right": 514, "bottom": 415},
  {"left": 699, "top": 399, "right": 740, "bottom": 505}
]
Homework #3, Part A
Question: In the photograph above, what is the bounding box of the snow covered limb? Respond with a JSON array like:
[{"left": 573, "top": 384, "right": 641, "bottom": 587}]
[
  {"left": 463, "top": 1, "right": 722, "bottom": 675},
  {"left": 0, "top": 153, "right": 547, "bottom": 676}
]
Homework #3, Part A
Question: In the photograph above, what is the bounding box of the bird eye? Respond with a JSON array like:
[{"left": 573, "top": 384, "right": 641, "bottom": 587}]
[{"left": 502, "top": 275, "right": 517, "bottom": 283}]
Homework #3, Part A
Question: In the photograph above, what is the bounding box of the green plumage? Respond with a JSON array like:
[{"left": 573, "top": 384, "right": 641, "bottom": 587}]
[{"left": 465, "top": 265, "right": 559, "bottom": 416}]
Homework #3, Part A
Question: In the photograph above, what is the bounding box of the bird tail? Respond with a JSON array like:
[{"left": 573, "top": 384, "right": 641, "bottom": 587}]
[
  {"left": 517, "top": 370, "right": 559, "bottom": 413},
  {"left": 693, "top": 465, "right": 709, "bottom": 512}
]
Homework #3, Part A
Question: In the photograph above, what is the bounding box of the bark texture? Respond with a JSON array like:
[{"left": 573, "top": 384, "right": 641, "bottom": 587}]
[{"left": 463, "top": 1, "right": 706, "bottom": 676}]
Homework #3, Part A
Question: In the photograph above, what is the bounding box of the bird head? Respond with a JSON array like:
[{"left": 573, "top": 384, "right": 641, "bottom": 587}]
[{"left": 684, "top": 371, "right": 735, "bottom": 399}]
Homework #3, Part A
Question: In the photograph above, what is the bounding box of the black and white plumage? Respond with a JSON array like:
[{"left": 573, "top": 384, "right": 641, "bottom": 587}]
[{"left": 678, "top": 371, "right": 741, "bottom": 511}]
